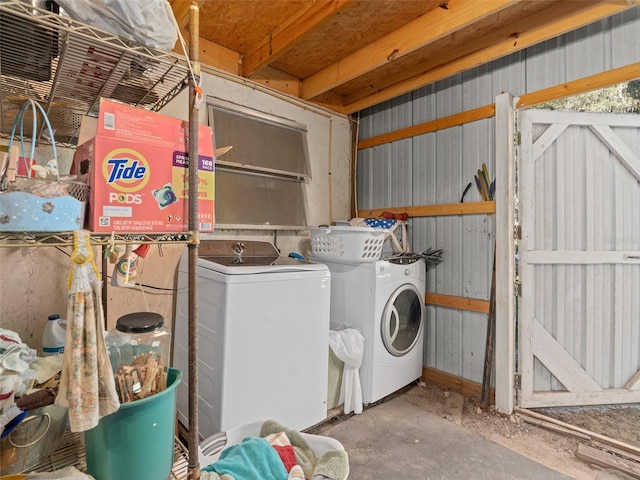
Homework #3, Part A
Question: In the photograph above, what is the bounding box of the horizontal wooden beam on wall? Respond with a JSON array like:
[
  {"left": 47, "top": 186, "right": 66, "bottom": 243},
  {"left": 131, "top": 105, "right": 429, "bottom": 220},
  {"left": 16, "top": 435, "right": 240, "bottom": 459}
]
[
  {"left": 425, "top": 292, "right": 490, "bottom": 314},
  {"left": 358, "top": 201, "right": 495, "bottom": 219},
  {"left": 355, "top": 63, "right": 640, "bottom": 152},
  {"left": 422, "top": 366, "right": 494, "bottom": 402},
  {"left": 357, "top": 104, "right": 495, "bottom": 150},
  {"left": 517, "top": 62, "right": 640, "bottom": 109}
]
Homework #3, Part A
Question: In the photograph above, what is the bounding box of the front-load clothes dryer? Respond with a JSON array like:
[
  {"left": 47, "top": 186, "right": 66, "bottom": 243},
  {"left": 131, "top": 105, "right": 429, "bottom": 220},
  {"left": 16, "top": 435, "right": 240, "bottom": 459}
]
[
  {"left": 320, "top": 257, "right": 425, "bottom": 404},
  {"left": 174, "top": 240, "right": 331, "bottom": 439}
]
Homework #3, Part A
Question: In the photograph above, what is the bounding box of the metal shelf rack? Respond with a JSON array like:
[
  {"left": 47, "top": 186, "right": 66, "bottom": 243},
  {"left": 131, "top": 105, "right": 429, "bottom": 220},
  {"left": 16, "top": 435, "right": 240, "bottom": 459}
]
[
  {"left": 22, "top": 430, "right": 191, "bottom": 479},
  {"left": 0, "top": 0, "right": 189, "bottom": 145},
  {"left": 0, "top": 231, "right": 197, "bottom": 247},
  {"left": 1, "top": 2, "right": 204, "bottom": 477}
]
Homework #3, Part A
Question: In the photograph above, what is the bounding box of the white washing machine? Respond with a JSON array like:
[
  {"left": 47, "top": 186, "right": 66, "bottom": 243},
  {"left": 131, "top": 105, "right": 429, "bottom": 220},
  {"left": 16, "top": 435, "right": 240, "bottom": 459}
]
[
  {"left": 174, "top": 240, "right": 331, "bottom": 439},
  {"left": 321, "top": 257, "right": 425, "bottom": 404}
]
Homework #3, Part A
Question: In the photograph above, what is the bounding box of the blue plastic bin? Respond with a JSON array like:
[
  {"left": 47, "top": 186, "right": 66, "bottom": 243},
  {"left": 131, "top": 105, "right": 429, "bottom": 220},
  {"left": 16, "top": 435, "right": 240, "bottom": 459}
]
[{"left": 84, "top": 368, "right": 181, "bottom": 480}]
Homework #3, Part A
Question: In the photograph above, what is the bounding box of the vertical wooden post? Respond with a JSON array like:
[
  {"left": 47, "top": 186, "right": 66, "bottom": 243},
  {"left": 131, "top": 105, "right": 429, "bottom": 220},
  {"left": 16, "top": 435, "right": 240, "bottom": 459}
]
[
  {"left": 494, "top": 92, "right": 516, "bottom": 414},
  {"left": 187, "top": 1, "right": 201, "bottom": 479}
]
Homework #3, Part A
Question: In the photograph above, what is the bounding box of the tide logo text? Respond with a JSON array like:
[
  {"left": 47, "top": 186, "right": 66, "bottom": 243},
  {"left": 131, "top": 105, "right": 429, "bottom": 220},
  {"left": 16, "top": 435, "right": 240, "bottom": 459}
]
[{"left": 107, "top": 158, "right": 147, "bottom": 183}]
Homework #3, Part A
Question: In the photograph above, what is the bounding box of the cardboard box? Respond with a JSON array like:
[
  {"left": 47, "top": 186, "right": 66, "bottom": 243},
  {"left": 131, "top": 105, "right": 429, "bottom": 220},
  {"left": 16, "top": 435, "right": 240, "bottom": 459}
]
[{"left": 73, "top": 99, "right": 215, "bottom": 233}]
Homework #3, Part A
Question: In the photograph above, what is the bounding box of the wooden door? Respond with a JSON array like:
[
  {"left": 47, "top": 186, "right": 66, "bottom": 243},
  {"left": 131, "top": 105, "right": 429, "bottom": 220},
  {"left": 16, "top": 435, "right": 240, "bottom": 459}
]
[{"left": 518, "top": 110, "right": 640, "bottom": 408}]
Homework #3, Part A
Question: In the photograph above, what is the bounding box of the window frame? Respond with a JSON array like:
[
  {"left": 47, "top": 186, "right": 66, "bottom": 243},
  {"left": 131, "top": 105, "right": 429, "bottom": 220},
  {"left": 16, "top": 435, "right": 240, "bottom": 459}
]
[{"left": 206, "top": 97, "right": 312, "bottom": 231}]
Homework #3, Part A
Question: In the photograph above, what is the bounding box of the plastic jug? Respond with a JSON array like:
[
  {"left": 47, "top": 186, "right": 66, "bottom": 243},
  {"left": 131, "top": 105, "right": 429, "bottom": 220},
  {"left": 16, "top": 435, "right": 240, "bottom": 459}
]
[{"left": 42, "top": 314, "right": 66, "bottom": 356}]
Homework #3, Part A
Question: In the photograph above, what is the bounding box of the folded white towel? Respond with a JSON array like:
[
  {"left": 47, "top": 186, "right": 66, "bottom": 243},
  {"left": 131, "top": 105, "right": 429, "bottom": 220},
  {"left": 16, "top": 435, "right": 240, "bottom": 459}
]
[{"left": 28, "top": 354, "right": 64, "bottom": 385}]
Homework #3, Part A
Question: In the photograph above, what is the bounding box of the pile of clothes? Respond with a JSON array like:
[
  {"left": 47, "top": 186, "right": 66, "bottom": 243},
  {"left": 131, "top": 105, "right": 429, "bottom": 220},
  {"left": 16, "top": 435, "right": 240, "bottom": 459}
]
[
  {"left": 201, "top": 420, "right": 349, "bottom": 480},
  {"left": 0, "top": 328, "right": 62, "bottom": 435}
]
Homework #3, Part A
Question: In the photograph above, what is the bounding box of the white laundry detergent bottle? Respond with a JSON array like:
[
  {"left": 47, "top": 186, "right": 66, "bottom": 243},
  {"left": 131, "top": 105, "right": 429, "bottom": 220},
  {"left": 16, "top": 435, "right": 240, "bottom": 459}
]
[{"left": 42, "top": 314, "right": 66, "bottom": 356}]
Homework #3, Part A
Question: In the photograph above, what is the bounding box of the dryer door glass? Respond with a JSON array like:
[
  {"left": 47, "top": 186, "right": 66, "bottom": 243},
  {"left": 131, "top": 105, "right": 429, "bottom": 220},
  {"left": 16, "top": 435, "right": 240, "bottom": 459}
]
[{"left": 381, "top": 284, "right": 424, "bottom": 357}]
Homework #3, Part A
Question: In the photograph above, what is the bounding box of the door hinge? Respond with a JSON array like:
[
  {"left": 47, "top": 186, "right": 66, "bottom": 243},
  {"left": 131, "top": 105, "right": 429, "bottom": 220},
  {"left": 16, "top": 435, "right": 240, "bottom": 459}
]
[
  {"left": 513, "top": 224, "right": 521, "bottom": 240},
  {"left": 514, "top": 373, "right": 521, "bottom": 389},
  {"left": 514, "top": 281, "right": 521, "bottom": 297},
  {"left": 515, "top": 131, "right": 521, "bottom": 146}
]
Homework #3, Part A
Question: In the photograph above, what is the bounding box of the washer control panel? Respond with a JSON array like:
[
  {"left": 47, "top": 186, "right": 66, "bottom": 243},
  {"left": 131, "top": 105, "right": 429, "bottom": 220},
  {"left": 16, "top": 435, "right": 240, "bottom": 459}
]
[{"left": 377, "top": 258, "right": 424, "bottom": 279}]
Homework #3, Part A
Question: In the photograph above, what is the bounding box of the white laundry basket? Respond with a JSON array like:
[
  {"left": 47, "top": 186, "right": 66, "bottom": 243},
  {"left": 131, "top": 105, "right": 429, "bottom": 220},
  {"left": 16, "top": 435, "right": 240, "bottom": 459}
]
[
  {"left": 199, "top": 421, "right": 349, "bottom": 480},
  {"left": 310, "top": 225, "right": 386, "bottom": 264}
]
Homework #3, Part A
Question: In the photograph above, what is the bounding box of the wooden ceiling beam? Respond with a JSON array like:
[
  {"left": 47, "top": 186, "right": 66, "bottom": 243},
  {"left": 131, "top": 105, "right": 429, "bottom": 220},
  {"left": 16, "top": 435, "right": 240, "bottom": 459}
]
[
  {"left": 343, "top": 0, "right": 599, "bottom": 107},
  {"left": 300, "top": 0, "right": 520, "bottom": 100},
  {"left": 174, "top": 30, "right": 241, "bottom": 76},
  {"left": 242, "top": 0, "right": 352, "bottom": 78},
  {"left": 342, "top": 1, "right": 634, "bottom": 114},
  {"left": 170, "top": 0, "right": 206, "bottom": 30},
  {"left": 248, "top": 65, "right": 302, "bottom": 97}
]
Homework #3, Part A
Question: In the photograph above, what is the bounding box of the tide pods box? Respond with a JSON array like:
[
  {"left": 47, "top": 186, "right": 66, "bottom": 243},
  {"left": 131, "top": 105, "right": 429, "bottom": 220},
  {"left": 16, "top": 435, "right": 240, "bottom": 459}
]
[{"left": 73, "top": 99, "right": 215, "bottom": 233}]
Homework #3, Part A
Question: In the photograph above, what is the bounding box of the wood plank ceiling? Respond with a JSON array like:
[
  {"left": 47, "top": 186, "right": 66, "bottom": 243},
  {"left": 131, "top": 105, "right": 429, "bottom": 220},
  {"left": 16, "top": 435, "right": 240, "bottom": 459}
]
[{"left": 169, "top": 0, "right": 639, "bottom": 114}]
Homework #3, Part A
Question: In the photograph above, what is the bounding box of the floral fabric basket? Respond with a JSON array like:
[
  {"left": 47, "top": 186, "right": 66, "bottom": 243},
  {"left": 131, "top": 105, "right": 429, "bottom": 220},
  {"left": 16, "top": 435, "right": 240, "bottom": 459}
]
[{"left": 0, "top": 100, "right": 88, "bottom": 232}]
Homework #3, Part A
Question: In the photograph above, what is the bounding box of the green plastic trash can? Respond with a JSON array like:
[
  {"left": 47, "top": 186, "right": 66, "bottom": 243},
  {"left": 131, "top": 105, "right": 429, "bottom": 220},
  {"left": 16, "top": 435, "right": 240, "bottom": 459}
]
[{"left": 84, "top": 368, "right": 182, "bottom": 480}]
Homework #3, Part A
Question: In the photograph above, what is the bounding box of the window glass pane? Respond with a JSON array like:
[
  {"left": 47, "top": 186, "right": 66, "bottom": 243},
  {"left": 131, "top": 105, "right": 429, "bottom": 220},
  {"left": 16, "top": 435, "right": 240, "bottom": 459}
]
[
  {"left": 215, "top": 168, "right": 308, "bottom": 227},
  {"left": 208, "top": 100, "right": 310, "bottom": 228},
  {"left": 210, "top": 104, "right": 310, "bottom": 178}
]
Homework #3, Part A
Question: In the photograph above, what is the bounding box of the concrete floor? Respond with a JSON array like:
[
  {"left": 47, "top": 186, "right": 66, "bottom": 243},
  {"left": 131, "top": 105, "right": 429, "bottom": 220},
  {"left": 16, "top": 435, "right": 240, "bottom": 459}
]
[{"left": 311, "top": 397, "right": 574, "bottom": 480}]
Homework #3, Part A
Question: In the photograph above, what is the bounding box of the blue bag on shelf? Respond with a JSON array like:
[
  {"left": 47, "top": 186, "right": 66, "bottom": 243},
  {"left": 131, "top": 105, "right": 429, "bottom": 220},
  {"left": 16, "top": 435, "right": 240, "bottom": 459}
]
[{"left": 0, "top": 100, "right": 87, "bottom": 232}]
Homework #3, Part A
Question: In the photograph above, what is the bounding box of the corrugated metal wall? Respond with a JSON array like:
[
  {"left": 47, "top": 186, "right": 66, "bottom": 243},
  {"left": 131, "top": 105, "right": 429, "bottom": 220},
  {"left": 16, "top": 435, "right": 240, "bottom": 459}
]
[{"left": 356, "top": 7, "right": 640, "bottom": 382}]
